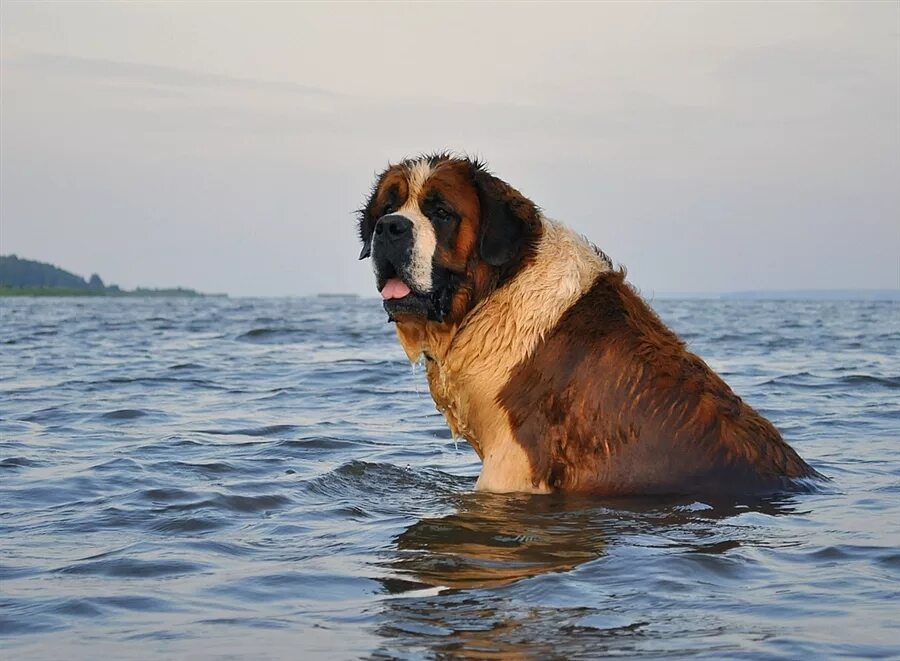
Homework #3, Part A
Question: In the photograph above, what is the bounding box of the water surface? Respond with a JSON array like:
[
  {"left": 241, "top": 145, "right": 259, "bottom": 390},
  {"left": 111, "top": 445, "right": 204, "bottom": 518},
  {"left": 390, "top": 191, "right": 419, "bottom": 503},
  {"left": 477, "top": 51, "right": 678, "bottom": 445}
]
[{"left": 1, "top": 297, "right": 898, "bottom": 658}]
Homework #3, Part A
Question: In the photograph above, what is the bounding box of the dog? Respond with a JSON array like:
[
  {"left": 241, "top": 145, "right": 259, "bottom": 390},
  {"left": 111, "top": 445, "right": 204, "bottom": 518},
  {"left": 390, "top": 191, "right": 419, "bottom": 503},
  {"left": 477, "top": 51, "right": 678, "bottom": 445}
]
[{"left": 358, "top": 154, "right": 819, "bottom": 496}]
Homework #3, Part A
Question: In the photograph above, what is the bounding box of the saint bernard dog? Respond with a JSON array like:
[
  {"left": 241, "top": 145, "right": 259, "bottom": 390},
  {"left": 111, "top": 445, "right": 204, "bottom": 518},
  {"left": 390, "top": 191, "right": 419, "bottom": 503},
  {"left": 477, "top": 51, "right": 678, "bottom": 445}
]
[{"left": 357, "top": 153, "right": 819, "bottom": 496}]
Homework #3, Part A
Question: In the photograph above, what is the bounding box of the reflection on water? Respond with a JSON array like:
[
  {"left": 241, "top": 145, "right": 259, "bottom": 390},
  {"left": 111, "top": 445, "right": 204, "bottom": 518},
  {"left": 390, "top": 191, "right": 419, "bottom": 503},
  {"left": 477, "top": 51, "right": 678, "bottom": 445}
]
[
  {"left": 375, "top": 493, "right": 806, "bottom": 658},
  {"left": 387, "top": 493, "right": 802, "bottom": 590},
  {"left": 390, "top": 494, "right": 609, "bottom": 589}
]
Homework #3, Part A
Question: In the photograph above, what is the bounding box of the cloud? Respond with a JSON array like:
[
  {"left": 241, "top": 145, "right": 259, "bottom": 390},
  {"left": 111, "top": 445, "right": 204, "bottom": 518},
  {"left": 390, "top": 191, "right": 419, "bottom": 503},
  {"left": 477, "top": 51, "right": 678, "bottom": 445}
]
[{"left": 7, "top": 51, "right": 343, "bottom": 99}]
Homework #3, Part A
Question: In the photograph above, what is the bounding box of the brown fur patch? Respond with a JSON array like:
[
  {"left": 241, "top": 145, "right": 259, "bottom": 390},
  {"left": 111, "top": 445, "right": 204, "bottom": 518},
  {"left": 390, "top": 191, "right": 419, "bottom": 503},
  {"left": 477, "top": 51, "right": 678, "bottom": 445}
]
[
  {"left": 361, "top": 165, "right": 409, "bottom": 234},
  {"left": 423, "top": 160, "right": 481, "bottom": 272},
  {"left": 499, "top": 270, "right": 818, "bottom": 496}
]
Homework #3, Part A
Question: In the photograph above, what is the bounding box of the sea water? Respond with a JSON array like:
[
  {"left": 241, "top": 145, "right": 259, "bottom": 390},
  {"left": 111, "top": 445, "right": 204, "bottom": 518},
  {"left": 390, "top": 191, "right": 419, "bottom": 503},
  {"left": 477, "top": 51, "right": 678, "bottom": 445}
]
[{"left": 1, "top": 296, "right": 898, "bottom": 658}]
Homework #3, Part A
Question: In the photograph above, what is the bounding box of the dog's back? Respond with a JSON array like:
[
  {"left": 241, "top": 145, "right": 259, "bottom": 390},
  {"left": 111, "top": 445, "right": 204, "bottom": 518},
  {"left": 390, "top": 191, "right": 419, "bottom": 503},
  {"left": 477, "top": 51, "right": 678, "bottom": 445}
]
[{"left": 501, "top": 269, "right": 819, "bottom": 496}]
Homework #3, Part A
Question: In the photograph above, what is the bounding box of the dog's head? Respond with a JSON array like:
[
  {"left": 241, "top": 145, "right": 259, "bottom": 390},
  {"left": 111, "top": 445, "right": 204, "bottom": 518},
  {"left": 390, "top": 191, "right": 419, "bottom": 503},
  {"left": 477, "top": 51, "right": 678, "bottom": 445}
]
[{"left": 358, "top": 154, "right": 542, "bottom": 324}]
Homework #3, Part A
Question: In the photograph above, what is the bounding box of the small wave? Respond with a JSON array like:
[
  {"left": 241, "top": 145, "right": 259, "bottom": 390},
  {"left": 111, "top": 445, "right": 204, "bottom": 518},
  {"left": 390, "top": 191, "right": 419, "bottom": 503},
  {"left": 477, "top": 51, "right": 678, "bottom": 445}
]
[
  {"left": 837, "top": 374, "right": 900, "bottom": 389},
  {"left": 0, "top": 564, "right": 42, "bottom": 580},
  {"left": 48, "top": 598, "right": 106, "bottom": 618},
  {"left": 168, "top": 362, "right": 205, "bottom": 370},
  {"left": 150, "top": 517, "right": 228, "bottom": 534},
  {"left": 196, "top": 424, "right": 299, "bottom": 437},
  {"left": 151, "top": 492, "right": 292, "bottom": 515},
  {"left": 759, "top": 372, "right": 815, "bottom": 387},
  {"left": 19, "top": 406, "right": 83, "bottom": 424},
  {"left": 181, "top": 540, "right": 257, "bottom": 558},
  {"left": 140, "top": 487, "right": 200, "bottom": 502},
  {"left": 877, "top": 552, "right": 900, "bottom": 571},
  {"left": 91, "top": 457, "right": 145, "bottom": 472},
  {"left": 98, "top": 409, "right": 152, "bottom": 421},
  {"left": 264, "top": 436, "right": 363, "bottom": 452},
  {"left": 235, "top": 327, "right": 310, "bottom": 343},
  {"left": 192, "top": 617, "right": 292, "bottom": 630},
  {"left": 0, "top": 456, "right": 44, "bottom": 470},
  {"left": 94, "top": 595, "right": 178, "bottom": 612},
  {"left": 209, "top": 493, "right": 292, "bottom": 513},
  {"left": 8, "top": 595, "right": 179, "bottom": 632},
  {"left": 102, "top": 376, "right": 228, "bottom": 391},
  {"left": 761, "top": 373, "right": 899, "bottom": 390},
  {"left": 0, "top": 606, "right": 66, "bottom": 635},
  {"left": 303, "top": 460, "right": 469, "bottom": 500},
  {"left": 61, "top": 506, "right": 153, "bottom": 533},
  {"left": 712, "top": 332, "right": 764, "bottom": 343},
  {"left": 149, "top": 461, "right": 239, "bottom": 477},
  {"left": 209, "top": 571, "right": 376, "bottom": 604},
  {"left": 805, "top": 544, "right": 893, "bottom": 562},
  {"left": 666, "top": 551, "right": 766, "bottom": 583},
  {"left": 55, "top": 558, "right": 207, "bottom": 578}
]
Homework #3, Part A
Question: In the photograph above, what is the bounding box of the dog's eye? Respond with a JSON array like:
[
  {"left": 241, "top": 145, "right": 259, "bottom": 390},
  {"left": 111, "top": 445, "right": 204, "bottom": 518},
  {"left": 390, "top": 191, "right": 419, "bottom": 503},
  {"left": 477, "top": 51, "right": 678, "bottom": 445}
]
[
  {"left": 382, "top": 203, "right": 395, "bottom": 216},
  {"left": 434, "top": 207, "right": 452, "bottom": 222}
]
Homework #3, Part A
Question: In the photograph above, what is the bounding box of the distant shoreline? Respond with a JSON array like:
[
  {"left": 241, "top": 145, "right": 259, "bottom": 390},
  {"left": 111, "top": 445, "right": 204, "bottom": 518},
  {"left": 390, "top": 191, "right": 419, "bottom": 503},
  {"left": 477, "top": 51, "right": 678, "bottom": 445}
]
[
  {"left": 0, "top": 286, "right": 225, "bottom": 298},
  {"left": 0, "top": 255, "right": 223, "bottom": 298}
]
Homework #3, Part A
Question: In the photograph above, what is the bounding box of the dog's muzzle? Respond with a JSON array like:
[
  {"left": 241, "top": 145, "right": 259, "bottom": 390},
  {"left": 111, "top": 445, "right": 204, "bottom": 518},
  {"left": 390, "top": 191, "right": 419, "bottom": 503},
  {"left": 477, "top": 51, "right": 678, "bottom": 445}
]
[{"left": 372, "top": 214, "right": 413, "bottom": 269}]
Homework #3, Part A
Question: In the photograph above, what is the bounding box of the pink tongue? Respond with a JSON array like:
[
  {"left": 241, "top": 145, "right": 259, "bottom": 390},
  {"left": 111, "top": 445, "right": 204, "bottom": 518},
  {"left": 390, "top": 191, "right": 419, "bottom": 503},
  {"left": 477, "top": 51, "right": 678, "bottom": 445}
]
[{"left": 381, "top": 278, "right": 411, "bottom": 300}]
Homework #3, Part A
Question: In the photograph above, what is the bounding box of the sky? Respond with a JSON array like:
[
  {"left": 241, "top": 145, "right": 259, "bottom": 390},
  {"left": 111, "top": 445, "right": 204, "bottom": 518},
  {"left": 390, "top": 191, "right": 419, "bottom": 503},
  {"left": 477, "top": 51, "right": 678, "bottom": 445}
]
[{"left": 1, "top": 1, "right": 898, "bottom": 297}]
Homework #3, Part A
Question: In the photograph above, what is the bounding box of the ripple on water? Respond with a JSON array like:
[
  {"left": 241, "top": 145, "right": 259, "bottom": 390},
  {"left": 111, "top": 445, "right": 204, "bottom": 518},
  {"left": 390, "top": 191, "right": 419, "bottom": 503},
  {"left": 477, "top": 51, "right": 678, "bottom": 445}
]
[
  {"left": 195, "top": 424, "right": 301, "bottom": 437},
  {"left": 0, "top": 456, "right": 45, "bottom": 470},
  {"left": 55, "top": 558, "right": 209, "bottom": 578},
  {"left": 167, "top": 362, "right": 205, "bottom": 370},
  {"left": 141, "top": 492, "right": 293, "bottom": 515},
  {"left": 302, "top": 460, "right": 470, "bottom": 501},
  {"left": 98, "top": 408, "right": 153, "bottom": 421},
  {"left": 148, "top": 460, "right": 241, "bottom": 478},
  {"left": 235, "top": 328, "right": 311, "bottom": 343},
  {"left": 149, "top": 518, "right": 230, "bottom": 534},
  {"left": 257, "top": 436, "right": 365, "bottom": 456},
  {"left": 837, "top": 374, "right": 900, "bottom": 388},
  {"left": 209, "top": 571, "right": 380, "bottom": 604}
]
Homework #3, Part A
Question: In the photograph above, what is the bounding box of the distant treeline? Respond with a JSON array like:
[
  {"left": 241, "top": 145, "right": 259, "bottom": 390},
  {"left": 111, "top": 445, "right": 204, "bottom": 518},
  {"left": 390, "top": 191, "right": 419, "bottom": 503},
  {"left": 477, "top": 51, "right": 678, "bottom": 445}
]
[{"left": 0, "top": 255, "right": 213, "bottom": 297}]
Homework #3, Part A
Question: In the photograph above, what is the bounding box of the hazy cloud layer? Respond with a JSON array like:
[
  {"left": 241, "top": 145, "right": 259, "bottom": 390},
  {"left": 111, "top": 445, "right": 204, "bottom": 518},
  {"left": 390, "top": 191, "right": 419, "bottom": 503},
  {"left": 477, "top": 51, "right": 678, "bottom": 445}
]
[{"left": 1, "top": 2, "right": 897, "bottom": 296}]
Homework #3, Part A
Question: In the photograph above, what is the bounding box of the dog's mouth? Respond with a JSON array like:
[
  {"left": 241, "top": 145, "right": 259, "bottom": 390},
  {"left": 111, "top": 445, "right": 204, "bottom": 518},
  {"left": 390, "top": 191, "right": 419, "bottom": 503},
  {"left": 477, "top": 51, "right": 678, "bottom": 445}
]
[
  {"left": 381, "top": 277, "right": 430, "bottom": 317},
  {"left": 380, "top": 278, "right": 411, "bottom": 301},
  {"left": 377, "top": 262, "right": 431, "bottom": 320}
]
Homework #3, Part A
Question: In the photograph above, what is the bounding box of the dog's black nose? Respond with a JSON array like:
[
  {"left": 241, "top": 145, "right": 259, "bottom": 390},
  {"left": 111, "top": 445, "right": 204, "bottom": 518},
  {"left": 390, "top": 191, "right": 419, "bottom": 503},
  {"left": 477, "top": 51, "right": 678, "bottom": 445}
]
[{"left": 375, "top": 214, "right": 412, "bottom": 241}]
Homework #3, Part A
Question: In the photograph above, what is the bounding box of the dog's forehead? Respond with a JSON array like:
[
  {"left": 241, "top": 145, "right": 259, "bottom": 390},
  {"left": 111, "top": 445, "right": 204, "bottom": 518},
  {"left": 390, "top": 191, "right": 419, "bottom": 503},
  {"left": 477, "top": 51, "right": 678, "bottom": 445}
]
[
  {"left": 378, "top": 157, "right": 468, "bottom": 194},
  {"left": 403, "top": 159, "right": 433, "bottom": 200},
  {"left": 407, "top": 158, "right": 477, "bottom": 205},
  {"left": 368, "top": 158, "right": 479, "bottom": 229}
]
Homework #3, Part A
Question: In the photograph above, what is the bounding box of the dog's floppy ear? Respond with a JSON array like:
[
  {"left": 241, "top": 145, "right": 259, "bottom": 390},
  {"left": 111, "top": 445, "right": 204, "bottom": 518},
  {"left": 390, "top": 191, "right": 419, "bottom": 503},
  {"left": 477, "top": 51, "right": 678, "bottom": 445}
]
[
  {"left": 356, "top": 201, "right": 374, "bottom": 260},
  {"left": 357, "top": 168, "right": 387, "bottom": 260},
  {"left": 358, "top": 235, "right": 372, "bottom": 260},
  {"left": 473, "top": 167, "right": 540, "bottom": 268}
]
